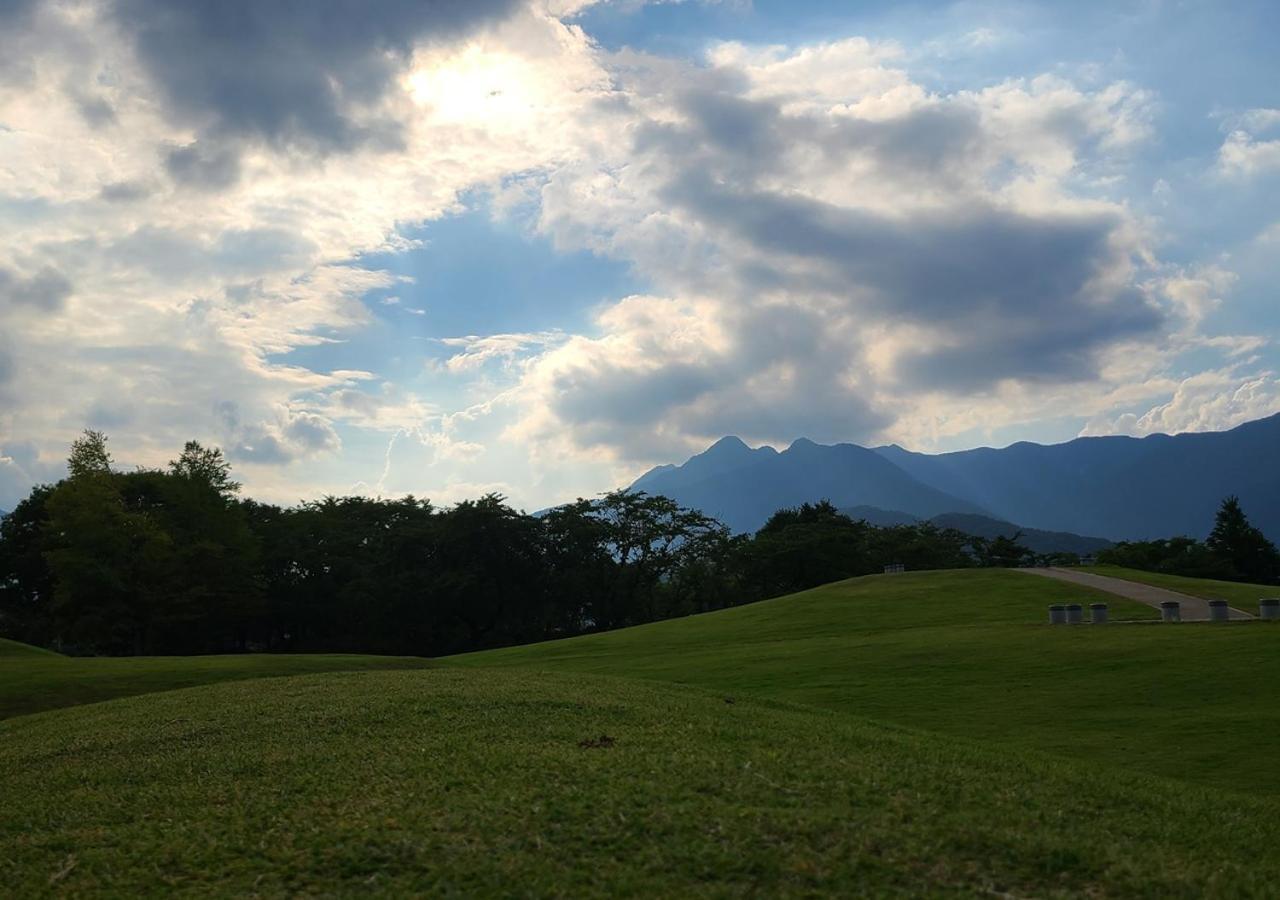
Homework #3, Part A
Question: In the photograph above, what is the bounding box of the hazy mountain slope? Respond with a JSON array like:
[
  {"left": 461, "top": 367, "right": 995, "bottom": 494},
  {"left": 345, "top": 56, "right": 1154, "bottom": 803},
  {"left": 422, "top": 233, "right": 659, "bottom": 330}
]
[
  {"left": 837, "top": 507, "right": 1112, "bottom": 554},
  {"left": 876, "top": 413, "right": 1280, "bottom": 540},
  {"left": 631, "top": 438, "right": 985, "bottom": 533},
  {"left": 928, "top": 513, "right": 1112, "bottom": 555}
]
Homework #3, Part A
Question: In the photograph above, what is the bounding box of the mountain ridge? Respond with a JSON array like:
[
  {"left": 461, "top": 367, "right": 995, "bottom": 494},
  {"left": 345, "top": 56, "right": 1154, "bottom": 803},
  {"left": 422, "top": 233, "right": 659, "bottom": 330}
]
[{"left": 627, "top": 413, "right": 1280, "bottom": 539}]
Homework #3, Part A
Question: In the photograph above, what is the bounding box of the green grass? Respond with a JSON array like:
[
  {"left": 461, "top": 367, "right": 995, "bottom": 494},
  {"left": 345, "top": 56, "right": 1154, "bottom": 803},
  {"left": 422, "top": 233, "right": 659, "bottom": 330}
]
[
  {"left": 451, "top": 569, "right": 1280, "bottom": 794},
  {"left": 1083, "top": 564, "right": 1280, "bottom": 613},
  {"left": 5, "top": 568, "right": 1279, "bottom": 894},
  {"left": 0, "top": 651, "right": 433, "bottom": 720},
  {"left": 3, "top": 668, "right": 1279, "bottom": 897},
  {"left": 0, "top": 637, "right": 62, "bottom": 658}
]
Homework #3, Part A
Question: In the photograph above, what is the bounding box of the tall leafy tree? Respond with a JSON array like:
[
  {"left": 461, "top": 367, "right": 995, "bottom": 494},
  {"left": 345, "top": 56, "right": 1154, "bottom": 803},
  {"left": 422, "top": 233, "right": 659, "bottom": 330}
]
[{"left": 66, "top": 429, "right": 113, "bottom": 479}]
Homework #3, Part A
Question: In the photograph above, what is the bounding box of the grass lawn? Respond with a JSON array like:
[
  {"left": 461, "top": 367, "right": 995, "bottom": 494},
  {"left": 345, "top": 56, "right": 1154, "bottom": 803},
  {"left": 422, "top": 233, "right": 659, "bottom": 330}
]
[
  {"left": 1083, "top": 564, "right": 1280, "bottom": 613},
  {"left": 450, "top": 569, "right": 1280, "bottom": 794},
  {"left": 3, "top": 668, "right": 1279, "bottom": 897},
  {"left": 0, "top": 637, "right": 62, "bottom": 658},
  {"left": 0, "top": 649, "right": 433, "bottom": 720}
]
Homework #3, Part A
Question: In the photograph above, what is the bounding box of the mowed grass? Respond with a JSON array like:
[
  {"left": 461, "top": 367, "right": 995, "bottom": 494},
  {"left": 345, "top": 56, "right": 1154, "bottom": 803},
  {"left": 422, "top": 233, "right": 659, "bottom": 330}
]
[
  {"left": 3, "top": 668, "right": 1280, "bottom": 897},
  {"left": 1084, "top": 564, "right": 1280, "bottom": 613},
  {"left": 450, "top": 569, "right": 1280, "bottom": 794},
  {"left": 0, "top": 648, "right": 433, "bottom": 720},
  {"left": 0, "top": 637, "right": 62, "bottom": 658}
]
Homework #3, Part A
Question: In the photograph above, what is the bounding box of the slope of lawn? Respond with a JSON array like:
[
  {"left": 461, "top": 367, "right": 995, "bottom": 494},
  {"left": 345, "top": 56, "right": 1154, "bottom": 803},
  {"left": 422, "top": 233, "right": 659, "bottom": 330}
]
[
  {"left": 450, "top": 569, "right": 1280, "bottom": 794},
  {"left": 1083, "top": 564, "right": 1279, "bottom": 613},
  {"left": 0, "top": 650, "right": 432, "bottom": 720},
  {"left": 0, "top": 637, "right": 62, "bottom": 658},
  {"left": 3, "top": 668, "right": 1279, "bottom": 897}
]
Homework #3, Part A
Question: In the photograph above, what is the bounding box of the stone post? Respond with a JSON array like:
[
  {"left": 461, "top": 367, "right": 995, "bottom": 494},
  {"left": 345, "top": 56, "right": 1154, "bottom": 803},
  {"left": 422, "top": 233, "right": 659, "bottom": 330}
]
[
  {"left": 1065, "top": 603, "right": 1083, "bottom": 624},
  {"left": 1049, "top": 604, "right": 1066, "bottom": 625},
  {"left": 1208, "top": 600, "right": 1230, "bottom": 623},
  {"left": 1090, "top": 603, "right": 1108, "bottom": 624},
  {"left": 1160, "top": 600, "right": 1180, "bottom": 623},
  {"left": 1259, "top": 598, "right": 1279, "bottom": 620}
]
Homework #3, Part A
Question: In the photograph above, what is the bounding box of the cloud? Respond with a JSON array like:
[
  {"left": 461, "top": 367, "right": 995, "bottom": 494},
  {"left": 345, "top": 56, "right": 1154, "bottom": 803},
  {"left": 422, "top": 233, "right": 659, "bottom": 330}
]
[
  {"left": 216, "top": 402, "right": 341, "bottom": 465},
  {"left": 1218, "top": 113, "right": 1280, "bottom": 176},
  {"left": 1082, "top": 369, "right": 1280, "bottom": 438},
  {"left": 164, "top": 142, "right": 242, "bottom": 190},
  {"left": 112, "top": 0, "right": 521, "bottom": 156},
  {"left": 513, "top": 44, "right": 1170, "bottom": 459},
  {"left": 0, "top": 266, "right": 73, "bottom": 313},
  {"left": 0, "top": 438, "right": 66, "bottom": 508},
  {"left": 440, "top": 331, "right": 566, "bottom": 372}
]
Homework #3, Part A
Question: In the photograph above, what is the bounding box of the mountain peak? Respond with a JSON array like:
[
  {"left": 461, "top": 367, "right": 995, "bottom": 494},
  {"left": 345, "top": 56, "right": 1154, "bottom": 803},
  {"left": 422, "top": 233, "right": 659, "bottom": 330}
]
[{"left": 704, "top": 435, "right": 749, "bottom": 454}]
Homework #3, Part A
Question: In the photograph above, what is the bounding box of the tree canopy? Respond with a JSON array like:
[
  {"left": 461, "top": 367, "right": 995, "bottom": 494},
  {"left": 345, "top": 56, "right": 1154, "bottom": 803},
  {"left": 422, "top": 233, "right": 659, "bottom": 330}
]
[{"left": 7, "top": 430, "right": 1264, "bottom": 657}]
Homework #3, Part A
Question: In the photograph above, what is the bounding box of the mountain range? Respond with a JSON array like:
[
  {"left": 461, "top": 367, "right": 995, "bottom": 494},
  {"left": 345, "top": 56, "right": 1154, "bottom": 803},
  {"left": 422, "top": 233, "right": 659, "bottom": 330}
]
[{"left": 630, "top": 413, "right": 1280, "bottom": 541}]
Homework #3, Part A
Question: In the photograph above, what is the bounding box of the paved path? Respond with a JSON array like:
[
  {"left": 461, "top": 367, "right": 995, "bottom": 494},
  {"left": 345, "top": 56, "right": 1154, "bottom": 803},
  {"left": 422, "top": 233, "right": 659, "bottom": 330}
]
[{"left": 1020, "top": 567, "right": 1254, "bottom": 620}]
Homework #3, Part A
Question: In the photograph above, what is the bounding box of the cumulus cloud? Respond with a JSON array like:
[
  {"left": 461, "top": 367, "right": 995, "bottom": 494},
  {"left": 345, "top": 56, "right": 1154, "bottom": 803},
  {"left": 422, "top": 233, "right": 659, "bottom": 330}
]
[
  {"left": 112, "top": 0, "right": 521, "bottom": 157},
  {"left": 0, "top": 2, "right": 1271, "bottom": 508},
  {"left": 510, "top": 42, "right": 1171, "bottom": 460},
  {"left": 216, "top": 402, "right": 341, "bottom": 466},
  {"left": 1217, "top": 110, "right": 1280, "bottom": 177},
  {"left": 1082, "top": 369, "right": 1280, "bottom": 438}
]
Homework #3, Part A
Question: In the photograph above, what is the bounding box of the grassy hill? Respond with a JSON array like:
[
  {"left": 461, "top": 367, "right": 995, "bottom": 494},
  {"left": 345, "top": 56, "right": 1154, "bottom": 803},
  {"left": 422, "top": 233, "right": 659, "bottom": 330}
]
[
  {"left": 0, "top": 637, "right": 62, "bottom": 658},
  {"left": 3, "top": 567, "right": 1279, "bottom": 894},
  {"left": 450, "top": 569, "right": 1280, "bottom": 794},
  {"left": 0, "top": 649, "right": 433, "bottom": 720},
  {"left": 3, "top": 668, "right": 1280, "bottom": 896}
]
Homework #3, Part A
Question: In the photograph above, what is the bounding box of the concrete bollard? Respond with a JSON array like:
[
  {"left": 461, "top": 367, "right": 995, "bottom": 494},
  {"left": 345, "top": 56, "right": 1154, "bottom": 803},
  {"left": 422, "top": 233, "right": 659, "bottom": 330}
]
[
  {"left": 1090, "top": 603, "right": 1108, "bottom": 624},
  {"left": 1065, "top": 604, "right": 1083, "bottom": 624},
  {"left": 1208, "top": 600, "right": 1230, "bottom": 623},
  {"left": 1261, "top": 598, "right": 1279, "bottom": 621},
  {"left": 1160, "top": 600, "right": 1180, "bottom": 623},
  {"left": 1049, "top": 604, "right": 1066, "bottom": 625}
]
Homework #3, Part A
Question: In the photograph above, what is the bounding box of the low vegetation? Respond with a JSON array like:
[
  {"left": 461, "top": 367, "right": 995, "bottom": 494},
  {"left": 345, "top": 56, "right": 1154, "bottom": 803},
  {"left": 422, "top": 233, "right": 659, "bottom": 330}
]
[
  {"left": 452, "top": 569, "right": 1280, "bottom": 795},
  {"left": 0, "top": 644, "right": 431, "bottom": 719},
  {"left": 3, "top": 668, "right": 1279, "bottom": 897}
]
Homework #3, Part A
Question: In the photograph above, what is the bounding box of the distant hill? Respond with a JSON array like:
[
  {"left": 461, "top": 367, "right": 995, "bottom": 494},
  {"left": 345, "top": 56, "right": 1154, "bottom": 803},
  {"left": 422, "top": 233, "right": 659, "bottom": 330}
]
[
  {"left": 631, "top": 436, "right": 986, "bottom": 533},
  {"left": 839, "top": 505, "right": 920, "bottom": 527},
  {"left": 629, "top": 413, "right": 1280, "bottom": 540},
  {"left": 874, "top": 413, "right": 1280, "bottom": 541},
  {"left": 837, "top": 507, "right": 1112, "bottom": 555},
  {"left": 928, "top": 512, "right": 1111, "bottom": 556}
]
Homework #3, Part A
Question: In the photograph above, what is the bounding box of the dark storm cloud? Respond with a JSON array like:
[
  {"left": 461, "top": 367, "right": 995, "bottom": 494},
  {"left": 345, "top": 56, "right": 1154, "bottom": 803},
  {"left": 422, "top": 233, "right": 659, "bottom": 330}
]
[
  {"left": 0, "top": 266, "right": 73, "bottom": 313},
  {"left": 112, "top": 0, "right": 520, "bottom": 156}
]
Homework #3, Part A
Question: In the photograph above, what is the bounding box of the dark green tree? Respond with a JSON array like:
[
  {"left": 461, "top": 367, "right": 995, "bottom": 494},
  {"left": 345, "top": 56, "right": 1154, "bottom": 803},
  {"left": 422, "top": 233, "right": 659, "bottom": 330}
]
[
  {"left": 974, "top": 531, "right": 1034, "bottom": 567},
  {"left": 1206, "top": 496, "right": 1280, "bottom": 583}
]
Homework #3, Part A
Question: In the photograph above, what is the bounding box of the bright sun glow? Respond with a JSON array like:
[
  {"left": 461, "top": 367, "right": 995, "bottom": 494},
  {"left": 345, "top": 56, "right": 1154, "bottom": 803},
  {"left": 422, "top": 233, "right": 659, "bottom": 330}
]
[{"left": 406, "top": 45, "right": 541, "bottom": 128}]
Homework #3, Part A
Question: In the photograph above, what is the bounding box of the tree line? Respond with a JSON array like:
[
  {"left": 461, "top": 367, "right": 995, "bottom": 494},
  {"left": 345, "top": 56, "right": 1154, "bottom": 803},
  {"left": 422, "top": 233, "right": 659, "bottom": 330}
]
[
  {"left": 1096, "top": 496, "right": 1280, "bottom": 584},
  {"left": 3, "top": 431, "right": 1273, "bottom": 657},
  {"left": 0, "top": 431, "right": 1009, "bottom": 657}
]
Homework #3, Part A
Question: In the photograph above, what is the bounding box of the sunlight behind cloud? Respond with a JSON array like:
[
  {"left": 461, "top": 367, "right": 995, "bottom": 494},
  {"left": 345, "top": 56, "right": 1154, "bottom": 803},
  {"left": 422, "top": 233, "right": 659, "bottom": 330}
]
[{"left": 408, "top": 45, "right": 548, "bottom": 129}]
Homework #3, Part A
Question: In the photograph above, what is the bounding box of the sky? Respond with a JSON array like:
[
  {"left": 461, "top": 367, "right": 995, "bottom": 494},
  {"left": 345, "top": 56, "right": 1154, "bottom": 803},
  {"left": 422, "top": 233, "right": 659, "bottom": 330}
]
[{"left": 1, "top": 0, "right": 1278, "bottom": 511}]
